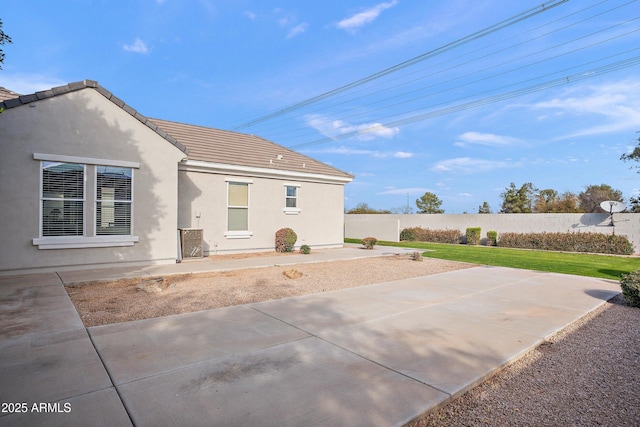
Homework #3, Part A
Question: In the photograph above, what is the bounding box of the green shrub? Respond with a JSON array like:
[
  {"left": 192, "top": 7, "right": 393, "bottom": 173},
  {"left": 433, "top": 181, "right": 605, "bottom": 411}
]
[
  {"left": 497, "top": 231, "right": 633, "bottom": 255},
  {"left": 486, "top": 230, "right": 498, "bottom": 246},
  {"left": 300, "top": 244, "right": 311, "bottom": 254},
  {"left": 361, "top": 237, "right": 378, "bottom": 249},
  {"left": 466, "top": 227, "right": 481, "bottom": 245},
  {"left": 275, "top": 227, "right": 297, "bottom": 253},
  {"left": 620, "top": 269, "right": 640, "bottom": 307},
  {"left": 399, "top": 228, "right": 417, "bottom": 241},
  {"left": 399, "top": 227, "right": 462, "bottom": 244}
]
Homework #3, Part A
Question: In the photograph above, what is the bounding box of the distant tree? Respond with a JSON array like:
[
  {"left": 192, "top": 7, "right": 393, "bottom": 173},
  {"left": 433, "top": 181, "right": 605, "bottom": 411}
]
[
  {"left": 0, "top": 19, "right": 12, "bottom": 70},
  {"left": 578, "top": 184, "right": 624, "bottom": 213},
  {"left": 346, "top": 202, "right": 391, "bottom": 214},
  {"left": 628, "top": 195, "right": 640, "bottom": 213},
  {"left": 533, "top": 189, "right": 559, "bottom": 213},
  {"left": 391, "top": 205, "right": 415, "bottom": 214},
  {"left": 500, "top": 182, "right": 537, "bottom": 213},
  {"left": 553, "top": 192, "right": 582, "bottom": 213},
  {"left": 416, "top": 192, "right": 444, "bottom": 214},
  {"left": 620, "top": 132, "right": 640, "bottom": 172},
  {"left": 478, "top": 201, "right": 491, "bottom": 214}
]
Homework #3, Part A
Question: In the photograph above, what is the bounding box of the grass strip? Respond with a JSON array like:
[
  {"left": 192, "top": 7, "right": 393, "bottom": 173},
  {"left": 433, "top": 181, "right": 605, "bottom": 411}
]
[{"left": 345, "top": 238, "right": 640, "bottom": 280}]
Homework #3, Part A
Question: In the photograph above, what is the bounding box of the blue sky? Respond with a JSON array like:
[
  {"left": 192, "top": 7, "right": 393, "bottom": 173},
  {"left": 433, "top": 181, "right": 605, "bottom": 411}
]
[{"left": 2, "top": 0, "right": 639, "bottom": 213}]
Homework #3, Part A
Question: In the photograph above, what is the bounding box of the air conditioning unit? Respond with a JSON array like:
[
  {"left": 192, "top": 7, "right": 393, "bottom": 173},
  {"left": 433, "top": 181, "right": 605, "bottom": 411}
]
[{"left": 179, "top": 228, "right": 203, "bottom": 259}]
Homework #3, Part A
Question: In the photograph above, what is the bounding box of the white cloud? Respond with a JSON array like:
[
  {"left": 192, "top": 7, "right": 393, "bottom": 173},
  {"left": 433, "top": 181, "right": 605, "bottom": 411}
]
[
  {"left": 123, "top": 38, "right": 149, "bottom": 54},
  {"left": 430, "top": 157, "right": 517, "bottom": 174},
  {"left": 305, "top": 114, "right": 399, "bottom": 141},
  {"left": 244, "top": 10, "right": 257, "bottom": 20},
  {"left": 0, "top": 74, "right": 66, "bottom": 94},
  {"left": 533, "top": 79, "right": 640, "bottom": 139},
  {"left": 458, "top": 192, "right": 473, "bottom": 197},
  {"left": 336, "top": 0, "right": 398, "bottom": 31},
  {"left": 377, "top": 187, "right": 430, "bottom": 195},
  {"left": 310, "top": 146, "right": 413, "bottom": 159},
  {"left": 394, "top": 151, "right": 413, "bottom": 158},
  {"left": 454, "top": 131, "right": 523, "bottom": 148},
  {"left": 287, "top": 23, "right": 308, "bottom": 39}
]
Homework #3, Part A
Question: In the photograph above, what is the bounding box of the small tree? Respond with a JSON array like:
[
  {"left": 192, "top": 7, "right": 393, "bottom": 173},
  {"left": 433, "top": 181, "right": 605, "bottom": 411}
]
[
  {"left": 620, "top": 132, "right": 640, "bottom": 173},
  {"left": 478, "top": 201, "right": 491, "bottom": 214},
  {"left": 416, "top": 192, "right": 444, "bottom": 214},
  {"left": 578, "top": 184, "right": 624, "bottom": 213},
  {"left": 500, "top": 182, "right": 537, "bottom": 213},
  {"left": 346, "top": 202, "right": 391, "bottom": 214},
  {"left": 0, "top": 19, "right": 12, "bottom": 70}
]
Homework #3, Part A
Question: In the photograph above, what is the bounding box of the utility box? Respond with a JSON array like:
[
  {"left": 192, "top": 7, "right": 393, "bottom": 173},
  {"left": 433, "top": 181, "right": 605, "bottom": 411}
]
[{"left": 179, "top": 228, "right": 204, "bottom": 259}]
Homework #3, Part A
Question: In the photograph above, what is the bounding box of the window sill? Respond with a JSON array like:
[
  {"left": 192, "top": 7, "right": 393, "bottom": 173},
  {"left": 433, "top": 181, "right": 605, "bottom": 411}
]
[
  {"left": 33, "top": 235, "right": 139, "bottom": 250},
  {"left": 283, "top": 208, "right": 301, "bottom": 215},
  {"left": 224, "top": 231, "right": 253, "bottom": 239}
]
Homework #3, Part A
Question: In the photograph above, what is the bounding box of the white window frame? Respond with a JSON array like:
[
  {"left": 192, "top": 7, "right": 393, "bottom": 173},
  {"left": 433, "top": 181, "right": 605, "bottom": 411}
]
[
  {"left": 224, "top": 178, "right": 253, "bottom": 239},
  {"left": 283, "top": 183, "right": 301, "bottom": 215},
  {"left": 32, "top": 153, "right": 140, "bottom": 249}
]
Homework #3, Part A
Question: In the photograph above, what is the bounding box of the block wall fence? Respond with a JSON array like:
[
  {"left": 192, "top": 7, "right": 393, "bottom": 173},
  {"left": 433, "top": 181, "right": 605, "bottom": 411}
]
[{"left": 344, "top": 213, "right": 640, "bottom": 254}]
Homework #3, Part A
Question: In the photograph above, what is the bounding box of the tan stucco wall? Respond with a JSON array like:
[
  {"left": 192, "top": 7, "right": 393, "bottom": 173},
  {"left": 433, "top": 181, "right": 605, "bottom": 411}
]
[
  {"left": 345, "top": 213, "right": 640, "bottom": 253},
  {"left": 0, "top": 89, "right": 185, "bottom": 273},
  {"left": 178, "top": 170, "right": 346, "bottom": 254}
]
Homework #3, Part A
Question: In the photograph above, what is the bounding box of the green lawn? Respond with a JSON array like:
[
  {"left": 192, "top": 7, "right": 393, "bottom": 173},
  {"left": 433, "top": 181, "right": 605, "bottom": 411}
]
[{"left": 345, "top": 238, "right": 640, "bottom": 280}]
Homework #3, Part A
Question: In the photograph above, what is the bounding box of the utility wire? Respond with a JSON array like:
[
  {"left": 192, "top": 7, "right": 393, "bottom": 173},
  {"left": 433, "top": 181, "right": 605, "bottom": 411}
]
[
  {"left": 290, "top": 53, "right": 640, "bottom": 148},
  {"left": 232, "top": 0, "right": 569, "bottom": 130}
]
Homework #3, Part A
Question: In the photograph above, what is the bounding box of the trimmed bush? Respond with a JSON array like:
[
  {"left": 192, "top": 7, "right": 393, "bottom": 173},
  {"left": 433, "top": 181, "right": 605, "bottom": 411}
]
[
  {"left": 399, "top": 227, "right": 462, "bottom": 244},
  {"left": 275, "top": 227, "right": 297, "bottom": 253},
  {"left": 399, "top": 227, "right": 417, "bottom": 241},
  {"left": 300, "top": 244, "right": 311, "bottom": 254},
  {"left": 497, "top": 231, "right": 633, "bottom": 255},
  {"left": 486, "top": 230, "right": 498, "bottom": 246},
  {"left": 620, "top": 269, "right": 640, "bottom": 307},
  {"left": 466, "top": 227, "right": 481, "bottom": 245},
  {"left": 361, "top": 237, "right": 378, "bottom": 249}
]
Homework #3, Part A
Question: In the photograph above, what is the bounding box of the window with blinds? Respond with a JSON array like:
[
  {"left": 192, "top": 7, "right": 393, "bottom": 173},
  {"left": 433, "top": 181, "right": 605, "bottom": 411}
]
[
  {"left": 96, "top": 166, "right": 133, "bottom": 235},
  {"left": 41, "top": 162, "right": 85, "bottom": 236},
  {"left": 228, "top": 182, "right": 249, "bottom": 231}
]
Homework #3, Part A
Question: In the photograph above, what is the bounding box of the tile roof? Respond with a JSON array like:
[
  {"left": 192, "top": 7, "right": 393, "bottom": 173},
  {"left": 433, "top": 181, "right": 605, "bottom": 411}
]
[
  {"left": 0, "top": 86, "right": 20, "bottom": 101},
  {"left": 1, "top": 80, "right": 352, "bottom": 181},
  {"left": 0, "top": 80, "right": 188, "bottom": 155},
  {"left": 150, "top": 118, "right": 353, "bottom": 180}
]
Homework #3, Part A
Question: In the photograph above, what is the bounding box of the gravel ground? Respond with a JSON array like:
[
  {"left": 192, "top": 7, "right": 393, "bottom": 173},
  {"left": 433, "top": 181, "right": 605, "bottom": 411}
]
[
  {"left": 66, "top": 254, "right": 471, "bottom": 327},
  {"left": 412, "top": 293, "right": 640, "bottom": 427}
]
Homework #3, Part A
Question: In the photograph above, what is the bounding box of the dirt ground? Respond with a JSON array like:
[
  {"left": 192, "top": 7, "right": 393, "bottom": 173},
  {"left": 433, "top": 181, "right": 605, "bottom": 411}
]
[{"left": 66, "top": 253, "right": 472, "bottom": 327}]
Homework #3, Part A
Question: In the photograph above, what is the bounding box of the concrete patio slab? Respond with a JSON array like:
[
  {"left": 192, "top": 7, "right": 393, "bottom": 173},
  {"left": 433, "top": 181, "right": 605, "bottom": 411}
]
[
  {"left": 1, "top": 247, "right": 623, "bottom": 427},
  {"left": 89, "top": 305, "right": 310, "bottom": 384},
  {"left": 1, "top": 388, "right": 132, "bottom": 427},
  {"left": 311, "top": 304, "right": 543, "bottom": 397},
  {"left": 1, "top": 283, "right": 83, "bottom": 339},
  {"left": 116, "top": 337, "right": 447, "bottom": 427},
  {"left": 0, "top": 328, "right": 113, "bottom": 404},
  {"left": 56, "top": 266, "right": 151, "bottom": 285},
  {"left": 0, "top": 272, "right": 61, "bottom": 289}
]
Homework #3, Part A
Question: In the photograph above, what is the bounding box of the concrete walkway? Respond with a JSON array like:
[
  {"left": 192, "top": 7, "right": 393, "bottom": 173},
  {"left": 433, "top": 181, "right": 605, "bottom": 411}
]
[{"left": 0, "top": 246, "right": 621, "bottom": 426}]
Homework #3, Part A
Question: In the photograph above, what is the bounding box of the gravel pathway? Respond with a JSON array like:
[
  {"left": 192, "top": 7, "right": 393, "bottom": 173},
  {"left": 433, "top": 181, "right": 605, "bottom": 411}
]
[{"left": 412, "top": 294, "right": 640, "bottom": 427}]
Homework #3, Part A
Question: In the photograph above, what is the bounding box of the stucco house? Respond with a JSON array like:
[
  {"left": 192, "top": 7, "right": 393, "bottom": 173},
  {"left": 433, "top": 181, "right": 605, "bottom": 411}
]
[{"left": 0, "top": 80, "right": 353, "bottom": 274}]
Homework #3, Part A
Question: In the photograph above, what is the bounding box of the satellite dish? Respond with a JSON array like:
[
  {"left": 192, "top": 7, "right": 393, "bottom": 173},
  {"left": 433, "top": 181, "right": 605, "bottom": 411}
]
[{"left": 600, "top": 200, "right": 626, "bottom": 213}]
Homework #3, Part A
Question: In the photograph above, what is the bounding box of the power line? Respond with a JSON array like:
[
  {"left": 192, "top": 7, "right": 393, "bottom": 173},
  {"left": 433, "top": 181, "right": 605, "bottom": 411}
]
[
  {"left": 231, "top": 0, "right": 569, "bottom": 131},
  {"left": 290, "top": 53, "right": 640, "bottom": 148}
]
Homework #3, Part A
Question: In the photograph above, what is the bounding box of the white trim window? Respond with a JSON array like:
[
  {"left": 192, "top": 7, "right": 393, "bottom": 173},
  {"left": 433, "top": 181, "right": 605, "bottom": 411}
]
[
  {"left": 225, "top": 180, "right": 252, "bottom": 238},
  {"left": 96, "top": 166, "right": 133, "bottom": 236},
  {"left": 283, "top": 183, "right": 301, "bottom": 215},
  {"left": 41, "top": 162, "right": 86, "bottom": 237},
  {"left": 33, "top": 154, "right": 140, "bottom": 249}
]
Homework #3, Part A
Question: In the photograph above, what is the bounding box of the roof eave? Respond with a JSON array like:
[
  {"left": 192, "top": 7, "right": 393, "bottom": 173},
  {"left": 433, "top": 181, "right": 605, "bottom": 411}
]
[{"left": 179, "top": 159, "right": 353, "bottom": 185}]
